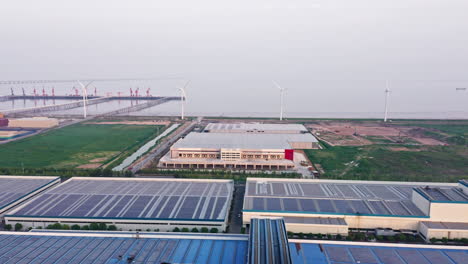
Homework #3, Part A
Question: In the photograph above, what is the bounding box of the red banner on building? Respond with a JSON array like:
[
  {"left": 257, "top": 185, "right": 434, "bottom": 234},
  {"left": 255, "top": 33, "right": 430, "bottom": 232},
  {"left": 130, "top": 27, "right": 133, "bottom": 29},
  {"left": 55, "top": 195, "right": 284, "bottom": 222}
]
[{"left": 284, "top": 149, "right": 294, "bottom": 160}]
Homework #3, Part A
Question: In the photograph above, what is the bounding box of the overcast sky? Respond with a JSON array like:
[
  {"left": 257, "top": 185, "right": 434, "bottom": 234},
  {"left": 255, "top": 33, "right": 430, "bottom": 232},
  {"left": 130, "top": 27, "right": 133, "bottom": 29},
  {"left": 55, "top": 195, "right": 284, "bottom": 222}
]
[{"left": 0, "top": 0, "right": 467, "bottom": 115}]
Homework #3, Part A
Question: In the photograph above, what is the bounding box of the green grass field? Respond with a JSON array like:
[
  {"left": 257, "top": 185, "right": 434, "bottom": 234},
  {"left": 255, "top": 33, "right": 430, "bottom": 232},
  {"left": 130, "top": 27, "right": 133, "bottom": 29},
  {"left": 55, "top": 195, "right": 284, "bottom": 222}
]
[
  {"left": 305, "top": 122, "right": 468, "bottom": 183},
  {"left": 0, "top": 124, "right": 164, "bottom": 169}
]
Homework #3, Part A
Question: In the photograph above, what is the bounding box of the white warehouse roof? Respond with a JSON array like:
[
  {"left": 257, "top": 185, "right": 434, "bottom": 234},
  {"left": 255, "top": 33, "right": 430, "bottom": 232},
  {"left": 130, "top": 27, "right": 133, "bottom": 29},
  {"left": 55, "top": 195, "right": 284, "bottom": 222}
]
[
  {"left": 172, "top": 132, "right": 318, "bottom": 150},
  {"left": 204, "top": 123, "right": 308, "bottom": 133}
]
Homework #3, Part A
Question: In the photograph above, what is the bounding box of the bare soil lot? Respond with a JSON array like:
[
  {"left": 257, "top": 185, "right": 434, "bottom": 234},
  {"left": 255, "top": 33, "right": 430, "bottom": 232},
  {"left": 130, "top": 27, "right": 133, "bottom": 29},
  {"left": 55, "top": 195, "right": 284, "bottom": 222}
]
[{"left": 308, "top": 122, "right": 446, "bottom": 146}]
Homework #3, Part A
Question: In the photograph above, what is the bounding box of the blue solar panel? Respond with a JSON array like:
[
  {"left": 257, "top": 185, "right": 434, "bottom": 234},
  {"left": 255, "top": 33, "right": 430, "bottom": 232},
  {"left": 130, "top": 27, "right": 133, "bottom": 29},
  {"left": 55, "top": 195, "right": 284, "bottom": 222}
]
[
  {"left": 0, "top": 176, "right": 57, "bottom": 212},
  {"left": 9, "top": 179, "right": 232, "bottom": 221},
  {"left": 291, "top": 243, "right": 468, "bottom": 264}
]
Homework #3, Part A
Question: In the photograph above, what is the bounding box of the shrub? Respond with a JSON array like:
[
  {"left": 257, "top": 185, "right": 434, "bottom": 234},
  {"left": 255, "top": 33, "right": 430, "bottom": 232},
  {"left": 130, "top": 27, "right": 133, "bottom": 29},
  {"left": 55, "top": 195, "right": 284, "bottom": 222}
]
[
  {"left": 108, "top": 225, "right": 118, "bottom": 231},
  {"left": 441, "top": 237, "right": 448, "bottom": 243},
  {"left": 173, "top": 227, "right": 180, "bottom": 232},
  {"left": 71, "top": 225, "right": 81, "bottom": 230},
  {"left": 5, "top": 224, "right": 12, "bottom": 231},
  {"left": 241, "top": 228, "right": 246, "bottom": 234},
  {"left": 396, "top": 233, "right": 406, "bottom": 241},
  {"left": 201, "top": 227, "right": 209, "bottom": 233},
  {"left": 287, "top": 231, "right": 293, "bottom": 237},
  {"left": 98, "top": 223, "right": 107, "bottom": 230},
  {"left": 62, "top": 224, "right": 70, "bottom": 230},
  {"left": 154, "top": 229, "right": 159, "bottom": 232},
  {"left": 209, "top": 228, "right": 218, "bottom": 233},
  {"left": 181, "top": 228, "right": 189, "bottom": 232},
  {"left": 336, "top": 234, "right": 342, "bottom": 240},
  {"left": 376, "top": 235, "right": 384, "bottom": 241},
  {"left": 37, "top": 226, "right": 43, "bottom": 229},
  {"left": 14, "top": 223, "right": 23, "bottom": 231},
  {"left": 82, "top": 225, "right": 90, "bottom": 230},
  {"left": 407, "top": 235, "right": 416, "bottom": 242},
  {"left": 191, "top": 228, "right": 199, "bottom": 232},
  {"left": 89, "top": 223, "right": 100, "bottom": 230},
  {"left": 386, "top": 236, "right": 395, "bottom": 242}
]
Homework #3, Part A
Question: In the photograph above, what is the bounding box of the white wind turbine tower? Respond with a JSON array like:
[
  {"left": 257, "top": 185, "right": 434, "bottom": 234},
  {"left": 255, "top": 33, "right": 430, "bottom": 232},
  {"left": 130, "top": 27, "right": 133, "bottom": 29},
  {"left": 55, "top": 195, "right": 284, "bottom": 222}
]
[
  {"left": 178, "top": 81, "right": 190, "bottom": 120},
  {"left": 384, "top": 80, "right": 391, "bottom": 122},
  {"left": 77, "top": 80, "right": 94, "bottom": 118},
  {"left": 273, "top": 81, "right": 287, "bottom": 121}
]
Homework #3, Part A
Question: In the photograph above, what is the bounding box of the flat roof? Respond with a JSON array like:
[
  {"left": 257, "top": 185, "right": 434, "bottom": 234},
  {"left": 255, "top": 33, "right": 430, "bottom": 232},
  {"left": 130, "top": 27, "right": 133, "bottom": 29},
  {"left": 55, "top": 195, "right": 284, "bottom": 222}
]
[
  {"left": 172, "top": 132, "right": 318, "bottom": 150},
  {"left": 421, "top": 221, "right": 468, "bottom": 230},
  {"left": 8, "top": 177, "right": 233, "bottom": 221},
  {"left": 0, "top": 176, "right": 59, "bottom": 211},
  {"left": 289, "top": 241, "right": 468, "bottom": 264},
  {"left": 243, "top": 179, "right": 458, "bottom": 217},
  {"left": 205, "top": 123, "right": 308, "bottom": 132},
  {"left": 0, "top": 232, "right": 247, "bottom": 264}
]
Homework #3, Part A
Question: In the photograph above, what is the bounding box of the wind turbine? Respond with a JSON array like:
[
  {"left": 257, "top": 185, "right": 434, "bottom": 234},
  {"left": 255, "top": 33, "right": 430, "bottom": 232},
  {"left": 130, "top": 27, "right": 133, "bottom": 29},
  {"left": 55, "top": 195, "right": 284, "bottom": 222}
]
[
  {"left": 384, "top": 80, "right": 391, "bottom": 122},
  {"left": 273, "top": 81, "right": 287, "bottom": 121},
  {"left": 178, "top": 81, "right": 190, "bottom": 120},
  {"left": 77, "top": 80, "right": 94, "bottom": 118}
]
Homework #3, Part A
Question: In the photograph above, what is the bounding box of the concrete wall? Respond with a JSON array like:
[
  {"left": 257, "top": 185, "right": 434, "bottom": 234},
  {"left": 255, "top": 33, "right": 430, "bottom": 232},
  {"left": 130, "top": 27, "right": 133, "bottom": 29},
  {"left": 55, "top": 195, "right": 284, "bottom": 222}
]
[
  {"left": 411, "top": 189, "right": 431, "bottom": 215},
  {"left": 5, "top": 217, "right": 227, "bottom": 232},
  {"left": 429, "top": 203, "right": 468, "bottom": 222},
  {"left": 285, "top": 223, "right": 348, "bottom": 235},
  {"left": 243, "top": 211, "right": 427, "bottom": 232},
  {"left": 419, "top": 223, "right": 468, "bottom": 241}
]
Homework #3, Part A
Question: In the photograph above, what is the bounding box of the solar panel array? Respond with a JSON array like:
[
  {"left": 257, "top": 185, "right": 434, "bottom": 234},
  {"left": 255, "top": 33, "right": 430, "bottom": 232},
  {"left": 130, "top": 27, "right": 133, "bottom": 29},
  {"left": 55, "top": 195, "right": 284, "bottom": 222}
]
[
  {"left": 289, "top": 243, "right": 468, "bottom": 264},
  {"left": 0, "top": 177, "right": 57, "bottom": 210},
  {"left": 244, "top": 180, "right": 443, "bottom": 216},
  {"left": 11, "top": 179, "right": 232, "bottom": 221},
  {"left": 0, "top": 234, "right": 247, "bottom": 264},
  {"left": 416, "top": 187, "right": 468, "bottom": 202}
]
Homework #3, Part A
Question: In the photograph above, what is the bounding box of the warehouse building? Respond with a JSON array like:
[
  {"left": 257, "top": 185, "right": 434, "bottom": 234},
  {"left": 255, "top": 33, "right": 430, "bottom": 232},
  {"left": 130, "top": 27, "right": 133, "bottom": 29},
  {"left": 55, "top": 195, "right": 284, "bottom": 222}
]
[
  {"left": 160, "top": 124, "right": 319, "bottom": 170},
  {"left": 0, "top": 218, "right": 466, "bottom": 264},
  {"left": 243, "top": 178, "right": 468, "bottom": 241},
  {"left": 0, "top": 175, "right": 60, "bottom": 216},
  {"left": 0, "top": 230, "right": 248, "bottom": 263},
  {"left": 5, "top": 177, "right": 233, "bottom": 232}
]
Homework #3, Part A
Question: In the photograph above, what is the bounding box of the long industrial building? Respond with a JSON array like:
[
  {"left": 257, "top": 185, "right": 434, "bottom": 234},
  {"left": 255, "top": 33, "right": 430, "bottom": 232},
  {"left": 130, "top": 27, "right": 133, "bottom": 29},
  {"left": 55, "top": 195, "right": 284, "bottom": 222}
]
[
  {"left": 5, "top": 177, "right": 233, "bottom": 231},
  {"left": 1, "top": 218, "right": 466, "bottom": 264},
  {"left": 0, "top": 175, "right": 60, "bottom": 216},
  {"left": 160, "top": 123, "right": 319, "bottom": 170},
  {"left": 0, "top": 231, "right": 248, "bottom": 263},
  {"left": 243, "top": 178, "right": 468, "bottom": 241}
]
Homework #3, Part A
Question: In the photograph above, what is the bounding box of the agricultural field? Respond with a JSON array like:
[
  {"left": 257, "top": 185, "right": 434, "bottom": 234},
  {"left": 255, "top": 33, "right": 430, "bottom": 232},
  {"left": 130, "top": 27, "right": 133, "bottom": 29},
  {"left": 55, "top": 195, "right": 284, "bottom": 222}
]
[
  {"left": 305, "top": 120, "right": 468, "bottom": 182},
  {"left": 0, "top": 123, "right": 165, "bottom": 169}
]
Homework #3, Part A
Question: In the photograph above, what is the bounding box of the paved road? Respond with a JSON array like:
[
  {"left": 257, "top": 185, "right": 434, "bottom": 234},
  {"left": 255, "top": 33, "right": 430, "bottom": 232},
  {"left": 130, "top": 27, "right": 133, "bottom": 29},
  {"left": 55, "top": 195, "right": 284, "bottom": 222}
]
[
  {"left": 131, "top": 121, "right": 197, "bottom": 173},
  {"left": 228, "top": 184, "right": 245, "bottom": 234}
]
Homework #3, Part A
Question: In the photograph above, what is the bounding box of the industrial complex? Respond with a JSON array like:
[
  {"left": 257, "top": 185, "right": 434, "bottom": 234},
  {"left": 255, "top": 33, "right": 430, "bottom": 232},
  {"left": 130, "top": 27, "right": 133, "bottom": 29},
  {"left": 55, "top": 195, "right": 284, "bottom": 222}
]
[
  {"left": 160, "top": 123, "right": 319, "bottom": 170},
  {"left": 5, "top": 177, "right": 233, "bottom": 232},
  {"left": 243, "top": 178, "right": 468, "bottom": 241}
]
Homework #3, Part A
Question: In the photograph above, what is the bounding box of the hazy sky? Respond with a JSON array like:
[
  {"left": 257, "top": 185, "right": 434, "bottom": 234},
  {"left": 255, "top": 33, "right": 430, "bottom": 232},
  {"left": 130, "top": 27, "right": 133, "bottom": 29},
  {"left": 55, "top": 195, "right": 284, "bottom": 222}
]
[{"left": 1, "top": 0, "right": 467, "bottom": 116}]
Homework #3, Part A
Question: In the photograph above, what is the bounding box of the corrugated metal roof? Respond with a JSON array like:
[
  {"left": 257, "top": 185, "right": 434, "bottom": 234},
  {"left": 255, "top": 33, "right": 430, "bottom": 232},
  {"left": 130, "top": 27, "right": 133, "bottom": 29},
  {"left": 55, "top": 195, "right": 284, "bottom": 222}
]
[{"left": 248, "top": 218, "right": 292, "bottom": 264}]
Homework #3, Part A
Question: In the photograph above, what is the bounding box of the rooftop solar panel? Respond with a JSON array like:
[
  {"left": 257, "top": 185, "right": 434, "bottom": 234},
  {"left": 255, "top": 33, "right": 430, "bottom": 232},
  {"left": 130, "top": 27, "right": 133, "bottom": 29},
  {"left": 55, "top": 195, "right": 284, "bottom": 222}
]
[
  {"left": 0, "top": 233, "right": 247, "bottom": 264},
  {"left": 244, "top": 179, "right": 441, "bottom": 217},
  {"left": 290, "top": 243, "right": 468, "bottom": 264},
  {"left": 9, "top": 178, "right": 232, "bottom": 221},
  {"left": 0, "top": 176, "right": 59, "bottom": 213}
]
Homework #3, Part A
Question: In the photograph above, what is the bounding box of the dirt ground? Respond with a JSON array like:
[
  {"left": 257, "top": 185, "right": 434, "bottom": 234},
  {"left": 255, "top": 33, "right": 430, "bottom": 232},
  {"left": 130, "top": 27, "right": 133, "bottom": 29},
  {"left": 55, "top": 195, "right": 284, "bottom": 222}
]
[
  {"left": 85, "top": 121, "right": 170, "bottom": 125},
  {"left": 76, "top": 163, "right": 102, "bottom": 169},
  {"left": 308, "top": 122, "right": 446, "bottom": 146}
]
